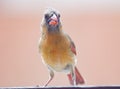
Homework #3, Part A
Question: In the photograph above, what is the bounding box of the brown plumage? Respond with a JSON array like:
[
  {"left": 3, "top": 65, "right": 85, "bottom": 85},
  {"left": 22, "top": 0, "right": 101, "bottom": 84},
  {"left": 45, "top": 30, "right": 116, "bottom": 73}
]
[{"left": 39, "top": 8, "right": 85, "bottom": 86}]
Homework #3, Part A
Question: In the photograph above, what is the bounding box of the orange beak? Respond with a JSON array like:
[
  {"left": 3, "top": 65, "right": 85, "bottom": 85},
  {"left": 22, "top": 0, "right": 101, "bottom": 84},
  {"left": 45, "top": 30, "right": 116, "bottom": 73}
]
[{"left": 49, "top": 14, "right": 58, "bottom": 26}]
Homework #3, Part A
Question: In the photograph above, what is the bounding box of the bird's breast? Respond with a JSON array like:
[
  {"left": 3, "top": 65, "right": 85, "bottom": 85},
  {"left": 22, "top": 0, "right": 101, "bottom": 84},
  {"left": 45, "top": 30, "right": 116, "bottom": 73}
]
[{"left": 40, "top": 33, "right": 75, "bottom": 72}]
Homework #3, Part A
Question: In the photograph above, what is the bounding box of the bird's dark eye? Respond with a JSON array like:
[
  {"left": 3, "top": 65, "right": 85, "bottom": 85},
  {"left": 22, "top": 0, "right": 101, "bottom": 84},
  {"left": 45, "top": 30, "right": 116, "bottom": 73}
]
[
  {"left": 45, "top": 14, "right": 49, "bottom": 19},
  {"left": 58, "top": 14, "right": 60, "bottom": 18}
]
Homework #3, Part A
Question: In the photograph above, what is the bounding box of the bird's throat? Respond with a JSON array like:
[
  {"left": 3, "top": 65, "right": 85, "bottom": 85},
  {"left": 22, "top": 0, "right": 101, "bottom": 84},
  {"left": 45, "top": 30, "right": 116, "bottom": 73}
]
[{"left": 48, "top": 26, "right": 60, "bottom": 33}]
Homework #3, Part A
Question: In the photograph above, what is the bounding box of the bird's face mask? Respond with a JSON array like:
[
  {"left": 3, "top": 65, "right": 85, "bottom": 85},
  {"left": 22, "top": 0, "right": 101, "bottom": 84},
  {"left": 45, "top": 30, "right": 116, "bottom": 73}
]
[{"left": 44, "top": 11, "right": 61, "bottom": 32}]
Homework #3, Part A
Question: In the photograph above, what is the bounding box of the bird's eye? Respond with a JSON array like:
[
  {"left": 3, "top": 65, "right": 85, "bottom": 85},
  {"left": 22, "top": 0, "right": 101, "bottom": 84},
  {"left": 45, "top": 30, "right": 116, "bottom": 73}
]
[
  {"left": 45, "top": 14, "right": 49, "bottom": 19},
  {"left": 58, "top": 14, "right": 60, "bottom": 18}
]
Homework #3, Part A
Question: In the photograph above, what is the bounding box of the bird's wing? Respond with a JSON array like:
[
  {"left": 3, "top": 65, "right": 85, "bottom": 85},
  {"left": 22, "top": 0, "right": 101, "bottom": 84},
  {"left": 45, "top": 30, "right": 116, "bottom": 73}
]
[{"left": 67, "top": 35, "right": 77, "bottom": 55}]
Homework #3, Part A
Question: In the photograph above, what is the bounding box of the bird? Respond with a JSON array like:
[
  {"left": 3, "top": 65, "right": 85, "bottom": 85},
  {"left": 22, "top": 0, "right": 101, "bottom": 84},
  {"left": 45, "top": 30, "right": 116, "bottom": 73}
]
[{"left": 38, "top": 8, "right": 85, "bottom": 86}]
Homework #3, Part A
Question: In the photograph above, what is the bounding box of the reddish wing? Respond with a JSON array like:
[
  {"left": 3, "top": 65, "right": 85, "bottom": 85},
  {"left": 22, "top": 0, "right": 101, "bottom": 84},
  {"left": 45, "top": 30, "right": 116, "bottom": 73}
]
[
  {"left": 67, "top": 35, "right": 77, "bottom": 55},
  {"left": 70, "top": 41, "right": 76, "bottom": 55}
]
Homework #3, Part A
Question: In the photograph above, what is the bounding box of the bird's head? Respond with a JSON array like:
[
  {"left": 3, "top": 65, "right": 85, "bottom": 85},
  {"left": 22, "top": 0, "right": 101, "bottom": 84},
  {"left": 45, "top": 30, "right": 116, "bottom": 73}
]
[{"left": 41, "top": 8, "right": 62, "bottom": 33}]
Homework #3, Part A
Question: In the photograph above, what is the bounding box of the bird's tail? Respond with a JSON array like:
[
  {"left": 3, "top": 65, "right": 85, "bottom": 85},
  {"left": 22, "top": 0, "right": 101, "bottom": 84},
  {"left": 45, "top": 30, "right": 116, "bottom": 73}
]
[{"left": 67, "top": 66, "right": 85, "bottom": 85}]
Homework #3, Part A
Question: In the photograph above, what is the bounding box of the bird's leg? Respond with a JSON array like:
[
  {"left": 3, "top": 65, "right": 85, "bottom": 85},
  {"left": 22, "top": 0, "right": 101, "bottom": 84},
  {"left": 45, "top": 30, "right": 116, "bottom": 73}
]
[
  {"left": 44, "top": 69, "right": 54, "bottom": 87},
  {"left": 71, "top": 65, "right": 76, "bottom": 86}
]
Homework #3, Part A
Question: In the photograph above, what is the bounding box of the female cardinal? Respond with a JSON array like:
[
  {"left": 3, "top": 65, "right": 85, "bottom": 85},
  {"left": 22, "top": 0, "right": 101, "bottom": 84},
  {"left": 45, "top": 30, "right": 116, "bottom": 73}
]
[{"left": 39, "top": 8, "right": 85, "bottom": 86}]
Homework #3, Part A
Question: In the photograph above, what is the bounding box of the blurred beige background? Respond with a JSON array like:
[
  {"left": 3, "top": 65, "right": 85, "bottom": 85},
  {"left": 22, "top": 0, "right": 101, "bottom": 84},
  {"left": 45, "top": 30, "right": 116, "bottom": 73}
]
[{"left": 0, "top": 0, "right": 120, "bottom": 87}]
